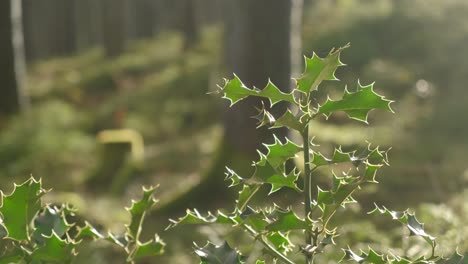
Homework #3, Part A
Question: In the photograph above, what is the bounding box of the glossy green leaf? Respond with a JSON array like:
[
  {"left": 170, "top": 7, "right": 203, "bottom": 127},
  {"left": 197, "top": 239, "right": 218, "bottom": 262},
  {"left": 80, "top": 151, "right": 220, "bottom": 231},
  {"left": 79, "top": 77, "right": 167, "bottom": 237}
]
[
  {"left": 0, "top": 177, "right": 45, "bottom": 241},
  {"left": 267, "top": 209, "right": 307, "bottom": 232},
  {"left": 167, "top": 209, "right": 238, "bottom": 229},
  {"left": 126, "top": 185, "right": 158, "bottom": 240},
  {"left": 273, "top": 109, "right": 305, "bottom": 132},
  {"left": 266, "top": 231, "right": 294, "bottom": 254},
  {"left": 258, "top": 136, "right": 302, "bottom": 169},
  {"left": 342, "top": 248, "right": 387, "bottom": 264},
  {"left": 130, "top": 235, "right": 165, "bottom": 260},
  {"left": 32, "top": 206, "right": 72, "bottom": 245},
  {"left": 237, "top": 185, "right": 259, "bottom": 210},
  {"left": 295, "top": 44, "right": 348, "bottom": 94},
  {"left": 30, "top": 232, "right": 77, "bottom": 262},
  {"left": 225, "top": 167, "right": 244, "bottom": 187},
  {"left": 317, "top": 82, "right": 393, "bottom": 123},
  {"left": 369, "top": 205, "right": 435, "bottom": 246},
  {"left": 76, "top": 221, "right": 104, "bottom": 240},
  {"left": 310, "top": 148, "right": 354, "bottom": 167},
  {"left": 320, "top": 176, "right": 360, "bottom": 224},
  {"left": 251, "top": 161, "right": 301, "bottom": 194},
  {"left": 219, "top": 75, "right": 296, "bottom": 106},
  {"left": 106, "top": 232, "right": 128, "bottom": 248},
  {"left": 436, "top": 252, "right": 466, "bottom": 264},
  {"left": 195, "top": 241, "right": 245, "bottom": 264}
]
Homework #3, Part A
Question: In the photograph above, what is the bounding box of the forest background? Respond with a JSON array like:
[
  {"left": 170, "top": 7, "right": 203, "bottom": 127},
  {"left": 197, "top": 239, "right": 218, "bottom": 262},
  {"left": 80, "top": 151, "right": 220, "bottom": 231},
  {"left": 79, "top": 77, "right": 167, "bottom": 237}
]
[{"left": 0, "top": 0, "right": 467, "bottom": 262}]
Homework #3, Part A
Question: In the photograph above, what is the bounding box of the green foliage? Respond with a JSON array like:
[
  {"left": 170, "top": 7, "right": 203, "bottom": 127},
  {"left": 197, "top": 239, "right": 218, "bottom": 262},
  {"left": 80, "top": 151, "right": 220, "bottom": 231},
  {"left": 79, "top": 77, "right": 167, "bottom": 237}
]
[
  {"left": 0, "top": 177, "right": 164, "bottom": 263},
  {"left": 169, "top": 46, "right": 463, "bottom": 263}
]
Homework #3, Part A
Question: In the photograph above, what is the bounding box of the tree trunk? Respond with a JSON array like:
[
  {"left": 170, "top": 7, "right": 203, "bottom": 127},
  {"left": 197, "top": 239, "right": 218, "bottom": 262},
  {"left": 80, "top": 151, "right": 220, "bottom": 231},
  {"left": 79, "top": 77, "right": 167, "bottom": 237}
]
[
  {"left": 22, "top": 0, "right": 75, "bottom": 61},
  {"left": 100, "top": 0, "right": 127, "bottom": 57},
  {"left": 0, "top": 0, "right": 28, "bottom": 116},
  {"left": 127, "top": 0, "right": 158, "bottom": 40},
  {"left": 155, "top": 0, "right": 301, "bottom": 214},
  {"left": 223, "top": 0, "right": 293, "bottom": 157},
  {"left": 181, "top": 0, "right": 198, "bottom": 50}
]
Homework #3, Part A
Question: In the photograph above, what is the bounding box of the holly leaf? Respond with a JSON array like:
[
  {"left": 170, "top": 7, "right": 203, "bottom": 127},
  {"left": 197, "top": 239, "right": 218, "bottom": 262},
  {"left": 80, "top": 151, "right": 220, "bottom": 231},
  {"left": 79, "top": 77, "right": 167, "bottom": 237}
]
[
  {"left": 258, "top": 136, "right": 302, "bottom": 169},
  {"left": 195, "top": 241, "right": 245, "bottom": 264},
  {"left": 266, "top": 231, "right": 294, "bottom": 254},
  {"left": 106, "top": 232, "right": 128, "bottom": 248},
  {"left": 342, "top": 248, "right": 387, "bottom": 264},
  {"left": 76, "top": 221, "right": 104, "bottom": 240},
  {"left": 436, "top": 252, "right": 466, "bottom": 264},
  {"left": 369, "top": 205, "right": 435, "bottom": 246},
  {"left": 272, "top": 109, "right": 305, "bottom": 132},
  {"left": 237, "top": 185, "right": 258, "bottom": 209},
  {"left": 0, "top": 177, "right": 46, "bottom": 241},
  {"left": 30, "top": 231, "right": 77, "bottom": 262},
  {"left": 219, "top": 75, "right": 296, "bottom": 106},
  {"left": 126, "top": 185, "right": 158, "bottom": 241},
  {"left": 225, "top": 167, "right": 244, "bottom": 187},
  {"left": 267, "top": 208, "right": 308, "bottom": 232},
  {"left": 317, "top": 82, "right": 393, "bottom": 123},
  {"left": 295, "top": 44, "right": 348, "bottom": 94},
  {"left": 251, "top": 161, "right": 301, "bottom": 194},
  {"left": 320, "top": 175, "right": 360, "bottom": 225},
  {"left": 167, "top": 209, "right": 238, "bottom": 229},
  {"left": 310, "top": 148, "right": 354, "bottom": 167},
  {"left": 130, "top": 235, "right": 165, "bottom": 260},
  {"left": 32, "top": 205, "right": 72, "bottom": 245}
]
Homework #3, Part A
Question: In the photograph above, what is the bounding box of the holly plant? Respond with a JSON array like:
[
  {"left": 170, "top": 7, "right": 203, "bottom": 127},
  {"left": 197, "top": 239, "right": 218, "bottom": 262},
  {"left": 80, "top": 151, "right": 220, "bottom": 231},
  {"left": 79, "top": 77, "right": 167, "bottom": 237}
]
[
  {"left": 168, "top": 45, "right": 465, "bottom": 263},
  {"left": 0, "top": 177, "right": 165, "bottom": 263}
]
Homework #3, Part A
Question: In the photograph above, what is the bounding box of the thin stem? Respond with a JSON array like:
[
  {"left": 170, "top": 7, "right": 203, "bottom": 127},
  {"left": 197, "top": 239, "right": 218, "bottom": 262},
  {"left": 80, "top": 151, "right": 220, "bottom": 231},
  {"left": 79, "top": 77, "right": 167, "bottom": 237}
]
[
  {"left": 302, "top": 124, "right": 313, "bottom": 264},
  {"left": 241, "top": 223, "right": 294, "bottom": 264},
  {"left": 238, "top": 184, "right": 261, "bottom": 212}
]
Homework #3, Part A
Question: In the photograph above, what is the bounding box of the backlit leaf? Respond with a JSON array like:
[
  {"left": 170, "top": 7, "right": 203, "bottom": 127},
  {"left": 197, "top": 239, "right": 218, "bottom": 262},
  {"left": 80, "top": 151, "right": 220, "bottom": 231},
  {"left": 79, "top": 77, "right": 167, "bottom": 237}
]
[
  {"left": 0, "top": 177, "right": 45, "bottom": 241},
  {"left": 30, "top": 231, "right": 77, "bottom": 262},
  {"left": 130, "top": 235, "right": 165, "bottom": 260},
  {"left": 295, "top": 44, "right": 348, "bottom": 94},
  {"left": 219, "top": 75, "right": 296, "bottom": 106},
  {"left": 195, "top": 241, "right": 245, "bottom": 264},
  {"left": 126, "top": 185, "right": 158, "bottom": 240},
  {"left": 317, "top": 82, "right": 393, "bottom": 123}
]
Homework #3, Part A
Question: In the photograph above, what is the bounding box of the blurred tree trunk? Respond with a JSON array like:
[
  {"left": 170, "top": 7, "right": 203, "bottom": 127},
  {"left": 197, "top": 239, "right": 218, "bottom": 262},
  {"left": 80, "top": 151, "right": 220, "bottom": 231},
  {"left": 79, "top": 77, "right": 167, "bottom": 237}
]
[
  {"left": 22, "top": 0, "right": 75, "bottom": 61},
  {"left": 127, "top": 0, "right": 159, "bottom": 40},
  {"left": 181, "top": 0, "right": 198, "bottom": 50},
  {"left": 0, "top": 0, "right": 28, "bottom": 116},
  {"left": 73, "top": 0, "right": 102, "bottom": 52},
  {"left": 100, "top": 0, "right": 127, "bottom": 57},
  {"left": 223, "top": 0, "right": 293, "bottom": 157},
  {"left": 156, "top": 0, "right": 303, "bottom": 213}
]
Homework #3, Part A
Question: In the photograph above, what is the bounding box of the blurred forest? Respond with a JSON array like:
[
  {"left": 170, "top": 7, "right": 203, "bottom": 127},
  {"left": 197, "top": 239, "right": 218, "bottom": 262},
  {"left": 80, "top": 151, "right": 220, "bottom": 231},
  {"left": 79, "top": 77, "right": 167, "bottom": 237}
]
[{"left": 0, "top": 0, "right": 467, "bottom": 262}]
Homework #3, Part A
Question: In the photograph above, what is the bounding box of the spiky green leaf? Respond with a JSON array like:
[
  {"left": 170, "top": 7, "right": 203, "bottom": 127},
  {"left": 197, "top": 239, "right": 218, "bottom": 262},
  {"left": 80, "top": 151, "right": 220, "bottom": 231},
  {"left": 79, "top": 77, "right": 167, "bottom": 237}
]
[
  {"left": 272, "top": 110, "right": 305, "bottom": 132},
  {"left": 342, "top": 248, "right": 387, "bottom": 264},
  {"left": 32, "top": 205, "right": 72, "bottom": 245},
  {"left": 126, "top": 185, "right": 158, "bottom": 241},
  {"left": 258, "top": 136, "right": 302, "bottom": 169},
  {"left": 219, "top": 75, "right": 296, "bottom": 106},
  {"left": 0, "top": 178, "right": 45, "bottom": 241},
  {"left": 369, "top": 205, "right": 435, "bottom": 246},
  {"left": 295, "top": 45, "right": 348, "bottom": 94},
  {"left": 317, "top": 82, "right": 393, "bottom": 123},
  {"left": 267, "top": 209, "right": 307, "bottom": 232},
  {"left": 251, "top": 162, "right": 301, "bottom": 194},
  {"left": 130, "top": 235, "right": 165, "bottom": 260},
  {"left": 76, "top": 221, "right": 104, "bottom": 240},
  {"left": 30, "top": 232, "right": 77, "bottom": 262},
  {"left": 195, "top": 241, "right": 245, "bottom": 264},
  {"left": 167, "top": 209, "right": 238, "bottom": 230}
]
